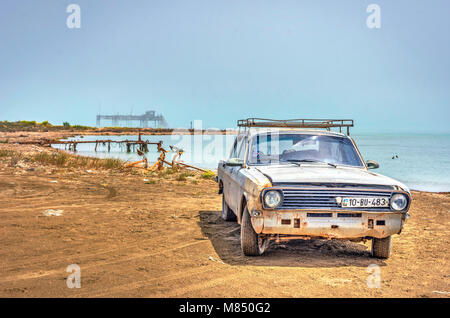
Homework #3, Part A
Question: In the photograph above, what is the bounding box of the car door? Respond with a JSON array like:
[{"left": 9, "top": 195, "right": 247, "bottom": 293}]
[
  {"left": 221, "top": 136, "right": 242, "bottom": 210},
  {"left": 228, "top": 136, "right": 248, "bottom": 214}
]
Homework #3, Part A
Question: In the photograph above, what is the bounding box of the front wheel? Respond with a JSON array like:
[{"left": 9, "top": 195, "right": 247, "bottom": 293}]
[
  {"left": 371, "top": 236, "right": 392, "bottom": 259},
  {"left": 241, "top": 206, "right": 266, "bottom": 256}
]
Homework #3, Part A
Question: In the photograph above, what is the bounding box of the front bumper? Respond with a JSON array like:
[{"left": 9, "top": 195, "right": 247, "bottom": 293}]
[{"left": 251, "top": 210, "right": 409, "bottom": 239}]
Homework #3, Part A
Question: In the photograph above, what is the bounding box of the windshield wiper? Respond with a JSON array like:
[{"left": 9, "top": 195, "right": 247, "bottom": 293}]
[
  {"left": 284, "top": 159, "right": 337, "bottom": 168},
  {"left": 279, "top": 159, "right": 302, "bottom": 166}
]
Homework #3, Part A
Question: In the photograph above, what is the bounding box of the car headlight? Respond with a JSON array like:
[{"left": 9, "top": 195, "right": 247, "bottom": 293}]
[
  {"left": 264, "top": 190, "right": 282, "bottom": 208},
  {"left": 390, "top": 193, "right": 408, "bottom": 211}
]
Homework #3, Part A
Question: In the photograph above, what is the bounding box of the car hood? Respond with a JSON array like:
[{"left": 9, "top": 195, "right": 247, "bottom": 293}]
[{"left": 253, "top": 164, "right": 408, "bottom": 190}]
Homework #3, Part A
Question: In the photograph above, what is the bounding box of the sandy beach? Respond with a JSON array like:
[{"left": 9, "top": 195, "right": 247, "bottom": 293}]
[{"left": 0, "top": 139, "right": 448, "bottom": 298}]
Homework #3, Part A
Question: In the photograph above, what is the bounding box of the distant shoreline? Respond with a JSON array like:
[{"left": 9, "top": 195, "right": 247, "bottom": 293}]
[
  {"left": 1, "top": 138, "right": 449, "bottom": 194},
  {"left": 0, "top": 120, "right": 236, "bottom": 136},
  {"left": 0, "top": 129, "right": 237, "bottom": 145},
  {"left": 2, "top": 129, "right": 449, "bottom": 194}
]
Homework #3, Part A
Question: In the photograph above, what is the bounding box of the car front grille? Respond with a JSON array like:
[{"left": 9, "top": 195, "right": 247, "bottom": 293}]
[{"left": 277, "top": 188, "right": 393, "bottom": 211}]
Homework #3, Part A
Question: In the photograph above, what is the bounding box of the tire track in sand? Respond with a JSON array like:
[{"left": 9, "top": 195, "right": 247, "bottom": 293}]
[
  {"left": 0, "top": 216, "right": 203, "bottom": 271},
  {"left": 0, "top": 239, "right": 210, "bottom": 283}
]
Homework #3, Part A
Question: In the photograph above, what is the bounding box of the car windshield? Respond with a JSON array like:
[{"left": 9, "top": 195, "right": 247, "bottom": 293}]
[{"left": 247, "top": 133, "right": 364, "bottom": 167}]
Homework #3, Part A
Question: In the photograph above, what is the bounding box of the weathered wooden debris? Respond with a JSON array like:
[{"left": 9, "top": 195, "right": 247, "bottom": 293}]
[
  {"left": 20, "top": 134, "right": 206, "bottom": 172},
  {"left": 17, "top": 139, "right": 161, "bottom": 153}
]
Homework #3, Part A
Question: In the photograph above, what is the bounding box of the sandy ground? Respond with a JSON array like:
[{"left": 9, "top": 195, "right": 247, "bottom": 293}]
[{"left": 0, "top": 144, "right": 449, "bottom": 298}]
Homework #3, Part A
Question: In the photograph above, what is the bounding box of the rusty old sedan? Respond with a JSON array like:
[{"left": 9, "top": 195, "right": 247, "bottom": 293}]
[{"left": 217, "top": 119, "right": 411, "bottom": 258}]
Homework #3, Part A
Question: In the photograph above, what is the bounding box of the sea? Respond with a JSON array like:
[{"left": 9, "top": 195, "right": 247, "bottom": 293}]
[{"left": 53, "top": 133, "right": 450, "bottom": 192}]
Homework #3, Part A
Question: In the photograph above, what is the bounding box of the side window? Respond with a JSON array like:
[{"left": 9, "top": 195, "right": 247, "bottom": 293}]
[
  {"left": 230, "top": 136, "right": 243, "bottom": 158},
  {"left": 238, "top": 137, "right": 248, "bottom": 160}
]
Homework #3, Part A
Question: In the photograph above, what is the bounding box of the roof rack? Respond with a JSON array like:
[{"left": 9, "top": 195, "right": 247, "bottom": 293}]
[{"left": 237, "top": 118, "right": 354, "bottom": 135}]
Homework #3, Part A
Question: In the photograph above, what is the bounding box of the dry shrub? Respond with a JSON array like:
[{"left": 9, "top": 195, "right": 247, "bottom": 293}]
[
  {"left": 0, "top": 150, "right": 17, "bottom": 157},
  {"left": 31, "top": 151, "right": 122, "bottom": 170},
  {"left": 32, "top": 152, "right": 68, "bottom": 167},
  {"left": 176, "top": 170, "right": 195, "bottom": 181},
  {"left": 8, "top": 152, "right": 23, "bottom": 167},
  {"left": 200, "top": 170, "right": 215, "bottom": 180}
]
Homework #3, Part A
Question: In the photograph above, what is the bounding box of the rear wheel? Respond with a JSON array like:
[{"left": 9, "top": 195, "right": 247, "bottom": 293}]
[
  {"left": 221, "top": 195, "right": 236, "bottom": 221},
  {"left": 241, "top": 206, "right": 266, "bottom": 256},
  {"left": 371, "top": 236, "right": 392, "bottom": 259}
]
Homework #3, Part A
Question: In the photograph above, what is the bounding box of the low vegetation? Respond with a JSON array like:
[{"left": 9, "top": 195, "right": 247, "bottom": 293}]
[
  {"left": 176, "top": 171, "right": 195, "bottom": 181},
  {"left": 158, "top": 167, "right": 177, "bottom": 176},
  {"left": 34, "top": 152, "right": 123, "bottom": 169},
  {"left": 200, "top": 169, "right": 215, "bottom": 180},
  {"left": 0, "top": 120, "right": 62, "bottom": 132},
  {"left": 147, "top": 166, "right": 212, "bottom": 183},
  {"left": 0, "top": 147, "right": 216, "bottom": 185},
  {"left": 0, "top": 150, "right": 16, "bottom": 157},
  {"left": 0, "top": 149, "right": 123, "bottom": 170},
  {"left": 0, "top": 120, "right": 175, "bottom": 133}
]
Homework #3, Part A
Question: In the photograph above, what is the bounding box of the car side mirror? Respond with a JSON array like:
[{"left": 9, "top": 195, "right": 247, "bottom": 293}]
[
  {"left": 366, "top": 160, "right": 379, "bottom": 169},
  {"left": 225, "top": 158, "right": 244, "bottom": 167}
]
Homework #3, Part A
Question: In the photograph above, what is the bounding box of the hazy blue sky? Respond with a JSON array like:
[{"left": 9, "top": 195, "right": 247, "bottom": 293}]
[{"left": 0, "top": 0, "right": 449, "bottom": 132}]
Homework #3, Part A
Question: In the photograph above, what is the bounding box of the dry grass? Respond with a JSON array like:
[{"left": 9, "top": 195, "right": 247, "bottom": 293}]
[
  {"left": 0, "top": 149, "right": 123, "bottom": 170},
  {"left": 33, "top": 152, "right": 68, "bottom": 167},
  {"left": 1, "top": 148, "right": 206, "bottom": 181},
  {"left": 9, "top": 152, "right": 23, "bottom": 167},
  {"left": 156, "top": 167, "right": 178, "bottom": 177},
  {"left": 176, "top": 171, "right": 195, "bottom": 181},
  {"left": 200, "top": 169, "right": 215, "bottom": 180},
  {"left": 0, "top": 150, "right": 23, "bottom": 166},
  {"left": 0, "top": 150, "right": 17, "bottom": 157}
]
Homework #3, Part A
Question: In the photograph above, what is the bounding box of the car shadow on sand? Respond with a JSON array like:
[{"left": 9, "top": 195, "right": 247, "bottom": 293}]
[{"left": 198, "top": 211, "right": 386, "bottom": 268}]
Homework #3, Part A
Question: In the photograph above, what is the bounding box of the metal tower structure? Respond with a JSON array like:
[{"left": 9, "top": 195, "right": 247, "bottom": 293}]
[{"left": 96, "top": 110, "right": 167, "bottom": 128}]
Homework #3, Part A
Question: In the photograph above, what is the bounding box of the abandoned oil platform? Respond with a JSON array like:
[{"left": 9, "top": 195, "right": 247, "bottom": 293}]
[{"left": 96, "top": 110, "right": 167, "bottom": 128}]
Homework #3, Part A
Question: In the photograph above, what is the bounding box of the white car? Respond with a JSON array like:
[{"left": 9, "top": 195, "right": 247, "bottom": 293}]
[{"left": 217, "top": 119, "right": 411, "bottom": 258}]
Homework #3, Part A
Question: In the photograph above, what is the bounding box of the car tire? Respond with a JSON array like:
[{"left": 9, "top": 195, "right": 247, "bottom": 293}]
[
  {"left": 222, "top": 195, "right": 236, "bottom": 221},
  {"left": 241, "top": 206, "right": 263, "bottom": 256},
  {"left": 371, "top": 236, "right": 391, "bottom": 259}
]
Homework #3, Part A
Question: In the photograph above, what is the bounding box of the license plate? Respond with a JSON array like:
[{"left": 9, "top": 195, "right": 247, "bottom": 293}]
[{"left": 341, "top": 197, "right": 389, "bottom": 208}]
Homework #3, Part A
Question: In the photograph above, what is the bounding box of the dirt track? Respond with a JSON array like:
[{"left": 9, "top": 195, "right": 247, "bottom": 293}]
[{"left": 0, "top": 147, "right": 449, "bottom": 297}]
